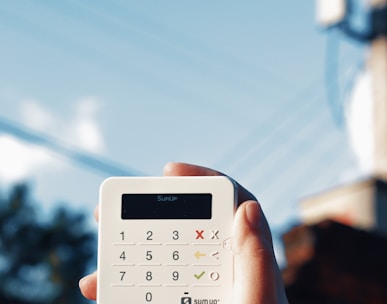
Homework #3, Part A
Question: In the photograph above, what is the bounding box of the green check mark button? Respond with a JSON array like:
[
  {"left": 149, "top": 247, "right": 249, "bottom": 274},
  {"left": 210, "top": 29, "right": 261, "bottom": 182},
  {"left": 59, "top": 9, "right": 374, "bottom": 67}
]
[{"left": 194, "top": 271, "right": 205, "bottom": 280}]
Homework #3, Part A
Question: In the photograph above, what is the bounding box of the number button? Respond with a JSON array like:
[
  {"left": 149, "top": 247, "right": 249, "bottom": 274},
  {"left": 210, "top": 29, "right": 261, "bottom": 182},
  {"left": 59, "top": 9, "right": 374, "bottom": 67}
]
[
  {"left": 145, "top": 271, "right": 153, "bottom": 281},
  {"left": 172, "top": 250, "right": 180, "bottom": 261},
  {"left": 119, "top": 271, "right": 126, "bottom": 281},
  {"left": 119, "top": 251, "right": 126, "bottom": 261},
  {"left": 146, "top": 231, "right": 153, "bottom": 240},
  {"left": 172, "top": 271, "right": 179, "bottom": 281},
  {"left": 145, "top": 250, "right": 153, "bottom": 261},
  {"left": 113, "top": 247, "right": 134, "bottom": 266},
  {"left": 145, "top": 291, "right": 152, "bottom": 302},
  {"left": 172, "top": 230, "right": 179, "bottom": 240},
  {"left": 167, "top": 269, "right": 189, "bottom": 285}
]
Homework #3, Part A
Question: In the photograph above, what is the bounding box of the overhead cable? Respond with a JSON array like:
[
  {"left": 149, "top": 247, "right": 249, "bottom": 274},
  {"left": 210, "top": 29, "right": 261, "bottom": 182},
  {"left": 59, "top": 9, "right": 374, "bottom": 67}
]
[{"left": 0, "top": 116, "right": 144, "bottom": 177}]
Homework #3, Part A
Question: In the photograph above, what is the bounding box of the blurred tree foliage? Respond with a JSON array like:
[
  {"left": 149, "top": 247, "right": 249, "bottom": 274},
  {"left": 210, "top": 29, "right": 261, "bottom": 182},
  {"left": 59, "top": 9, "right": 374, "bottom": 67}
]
[{"left": 0, "top": 184, "right": 96, "bottom": 304}]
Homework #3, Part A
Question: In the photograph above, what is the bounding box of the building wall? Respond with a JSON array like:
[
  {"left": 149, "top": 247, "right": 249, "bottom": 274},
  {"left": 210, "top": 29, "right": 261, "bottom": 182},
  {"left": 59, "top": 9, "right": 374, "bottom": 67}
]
[{"left": 282, "top": 221, "right": 387, "bottom": 303}]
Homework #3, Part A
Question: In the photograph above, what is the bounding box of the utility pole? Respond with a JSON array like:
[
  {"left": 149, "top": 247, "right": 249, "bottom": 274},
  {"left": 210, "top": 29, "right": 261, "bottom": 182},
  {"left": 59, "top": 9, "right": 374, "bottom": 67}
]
[
  {"left": 316, "top": 0, "right": 387, "bottom": 174},
  {"left": 369, "top": 0, "right": 387, "bottom": 175},
  {"left": 283, "top": 4, "right": 387, "bottom": 301},
  {"left": 298, "top": 0, "right": 387, "bottom": 235}
]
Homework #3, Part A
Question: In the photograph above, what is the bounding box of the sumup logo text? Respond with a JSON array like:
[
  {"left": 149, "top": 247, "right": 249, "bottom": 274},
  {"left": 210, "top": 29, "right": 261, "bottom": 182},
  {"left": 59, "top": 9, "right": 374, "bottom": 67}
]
[{"left": 157, "top": 195, "right": 178, "bottom": 202}]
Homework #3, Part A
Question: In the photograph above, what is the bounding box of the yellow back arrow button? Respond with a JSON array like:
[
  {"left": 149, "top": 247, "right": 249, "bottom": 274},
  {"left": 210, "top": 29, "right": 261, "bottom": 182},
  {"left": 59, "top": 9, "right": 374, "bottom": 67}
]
[{"left": 194, "top": 251, "right": 206, "bottom": 259}]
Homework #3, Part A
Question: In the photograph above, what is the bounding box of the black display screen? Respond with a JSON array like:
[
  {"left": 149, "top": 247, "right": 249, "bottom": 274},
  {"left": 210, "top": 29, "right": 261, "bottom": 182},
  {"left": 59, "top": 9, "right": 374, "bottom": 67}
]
[{"left": 121, "top": 193, "right": 212, "bottom": 219}]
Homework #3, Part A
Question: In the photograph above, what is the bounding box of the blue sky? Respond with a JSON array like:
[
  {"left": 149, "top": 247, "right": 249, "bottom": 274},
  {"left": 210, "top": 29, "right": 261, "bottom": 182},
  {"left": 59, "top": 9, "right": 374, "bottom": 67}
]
[{"left": 0, "top": 1, "right": 370, "bottom": 262}]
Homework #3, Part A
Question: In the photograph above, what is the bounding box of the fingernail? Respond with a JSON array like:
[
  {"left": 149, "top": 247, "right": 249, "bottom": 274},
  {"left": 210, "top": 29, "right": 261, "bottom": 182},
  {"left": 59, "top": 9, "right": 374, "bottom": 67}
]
[
  {"left": 79, "top": 277, "right": 86, "bottom": 288},
  {"left": 79, "top": 275, "right": 91, "bottom": 289}
]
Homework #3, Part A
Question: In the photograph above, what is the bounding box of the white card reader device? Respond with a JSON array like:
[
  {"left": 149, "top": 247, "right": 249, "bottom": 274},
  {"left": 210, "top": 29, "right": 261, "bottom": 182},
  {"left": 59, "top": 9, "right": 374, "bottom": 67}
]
[{"left": 97, "top": 176, "right": 236, "bottom": 304}]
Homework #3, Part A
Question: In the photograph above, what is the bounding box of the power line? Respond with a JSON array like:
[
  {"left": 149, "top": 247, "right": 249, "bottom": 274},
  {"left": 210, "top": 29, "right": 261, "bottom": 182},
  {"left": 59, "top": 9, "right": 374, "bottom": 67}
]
[
  {"left": 262, "top": 124, "right": 345, "bottom": 197},
  {"left": 236, "top": 72, "right": 349, "bottom": 187},
  {"left": 216, "top": 43, "right": 361, "bottom": 180},
  {"left": 1, "top": 0, "right": 297, "bottom": 124},
  {"left": 212, "top": 77, "right": 323, "bottom": 172},
  {"left": 65, "top": 0, "right": 298, "bottom": 97},
  {"left": 216, "top": 80, "right": 323, "bottom": 178},
  {"left": 244, "top": 108, "right": 331, "bottom": 186},
  {"left": 213, "top": 48, "right": 362, "bottom": 222},
  {"left": 0, "top": 116, "right": 144, "bottom": 177}
]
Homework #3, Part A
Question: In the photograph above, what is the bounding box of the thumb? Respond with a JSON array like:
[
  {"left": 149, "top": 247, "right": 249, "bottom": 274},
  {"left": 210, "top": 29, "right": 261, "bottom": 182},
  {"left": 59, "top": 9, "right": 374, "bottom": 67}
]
[{"left": 232, "top": 201, "right": 288, "bottom": 304}]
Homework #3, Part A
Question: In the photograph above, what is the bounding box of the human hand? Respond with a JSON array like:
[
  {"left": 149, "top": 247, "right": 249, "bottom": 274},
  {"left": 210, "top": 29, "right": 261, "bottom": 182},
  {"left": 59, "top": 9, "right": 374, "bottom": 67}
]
[{"left": 79, "top": 162, "right": 288, "bottom": 303}]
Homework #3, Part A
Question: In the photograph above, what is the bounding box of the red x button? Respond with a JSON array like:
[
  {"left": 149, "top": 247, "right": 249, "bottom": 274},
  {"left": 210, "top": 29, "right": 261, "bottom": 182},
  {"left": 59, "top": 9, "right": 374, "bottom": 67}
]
[{"left": 195, "top": 230, "right": 204, "bottom": 240}]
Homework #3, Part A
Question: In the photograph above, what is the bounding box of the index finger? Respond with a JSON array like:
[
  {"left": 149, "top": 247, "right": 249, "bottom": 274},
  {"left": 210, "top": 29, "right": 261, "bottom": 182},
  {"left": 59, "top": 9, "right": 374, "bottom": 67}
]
[{"left": 163, "top": 162, "right": 258, "bottom": 206}]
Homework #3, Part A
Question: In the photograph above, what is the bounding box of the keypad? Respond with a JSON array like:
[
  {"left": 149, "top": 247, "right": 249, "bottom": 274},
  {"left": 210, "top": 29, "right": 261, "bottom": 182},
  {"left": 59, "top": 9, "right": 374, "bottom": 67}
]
[{"left": 111, "top": 228, "right": 229, "bottom": 290}]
